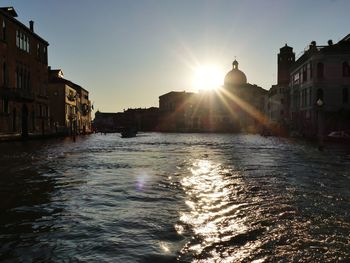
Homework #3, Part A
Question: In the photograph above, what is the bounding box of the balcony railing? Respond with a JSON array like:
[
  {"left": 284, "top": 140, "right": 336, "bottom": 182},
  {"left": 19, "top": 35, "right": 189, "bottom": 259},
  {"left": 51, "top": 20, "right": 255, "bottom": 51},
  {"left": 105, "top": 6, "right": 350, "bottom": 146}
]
[{"left": 0, "top": 87, "right": 34, "bottom": 102}]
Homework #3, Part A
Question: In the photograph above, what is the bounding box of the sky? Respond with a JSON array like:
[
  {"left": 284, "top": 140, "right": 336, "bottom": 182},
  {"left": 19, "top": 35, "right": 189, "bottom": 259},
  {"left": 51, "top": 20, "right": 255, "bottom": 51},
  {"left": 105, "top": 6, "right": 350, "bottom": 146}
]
[{"left": 2, "top": 0, "right": 350, "bottom": 113}]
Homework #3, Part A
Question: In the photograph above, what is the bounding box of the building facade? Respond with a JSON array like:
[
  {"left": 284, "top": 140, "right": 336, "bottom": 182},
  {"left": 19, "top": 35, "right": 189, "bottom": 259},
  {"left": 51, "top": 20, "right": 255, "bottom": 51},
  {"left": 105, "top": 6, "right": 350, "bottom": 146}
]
[
  {"left": 158, "top": 91, "right": 195, "bottom": 131},
  {"left": 289, "top": 36, "right": 350, "bottom": 135},
  {"left": 74, "top": 85, "right": 92, "bottom": 134},
  {"left": 0, "top": 7, "right": 50, "bottom": 137},
  {"left": 48, "top": 69, "right": 92, "bottom": 135}
]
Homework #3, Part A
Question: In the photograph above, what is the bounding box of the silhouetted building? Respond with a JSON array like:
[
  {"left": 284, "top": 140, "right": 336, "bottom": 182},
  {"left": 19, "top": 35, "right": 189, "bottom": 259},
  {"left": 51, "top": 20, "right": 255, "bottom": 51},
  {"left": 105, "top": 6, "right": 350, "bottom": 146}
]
[
  {"left": 267, "top": 45, "right": 295, "bottom": 130},
  {"left": 159, "top": 60, "right": 267, "bottom": 133},
  {"left": 122, "top": 107, "right": 159, "bottom": 131},
  {"left": 221, "top": 60, "right": 267, "bottom": 132},
  {"left": 48, "top": 69, "right": 92, "bottom": 134},
  {"left": 289, "top": 35, "right": 350, "bottom": 135},
  {"left": 93, "top": 111, "right": 121, "bottom": 132},
  {"left": 0, "top": 7, "right": 50, "bottom": 137},
  {"left": 159, "top": 91, "right": 195, "bottom": 131},
  {"left": 93, "top": 107, "right": 159, "bottom": 132}
]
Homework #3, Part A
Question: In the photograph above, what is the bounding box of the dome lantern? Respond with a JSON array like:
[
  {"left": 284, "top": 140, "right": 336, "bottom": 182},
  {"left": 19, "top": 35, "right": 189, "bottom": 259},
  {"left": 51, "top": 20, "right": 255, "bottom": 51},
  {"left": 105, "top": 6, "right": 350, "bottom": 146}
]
[{"left": 232, "top": 59, "right": 239, "bottom": 70}]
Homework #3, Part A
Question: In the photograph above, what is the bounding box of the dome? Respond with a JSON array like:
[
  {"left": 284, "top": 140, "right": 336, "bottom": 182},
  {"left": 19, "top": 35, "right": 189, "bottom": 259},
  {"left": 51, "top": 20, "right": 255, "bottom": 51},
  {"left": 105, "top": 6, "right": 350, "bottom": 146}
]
[{"left": 224, "top": 60, "right": 247, "bottom": 86}]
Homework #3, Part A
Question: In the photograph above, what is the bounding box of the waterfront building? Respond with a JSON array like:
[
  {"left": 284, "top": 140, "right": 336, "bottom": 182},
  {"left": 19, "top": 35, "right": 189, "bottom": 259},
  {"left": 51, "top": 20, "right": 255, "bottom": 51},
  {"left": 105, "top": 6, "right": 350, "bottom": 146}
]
[
  {"left": 289, "top": 35, "right": 350, "bottom": 135},
  {"left": 221, "top": 60, "right": 267, "bottom": 133},
  {"left": 0, "top": 7, "right": 50, "bottom": 137},
  {"left": 158, "top": 91, "right": 195, "bottom": 131},
  {"left": 74, "top": 84, "right": 92, "bottom": 134},
  {"left": 158, "top": 60, "right": 267, "bottom": 133},
  {"left": 93, "top": 107, "right": 159, "bottom": 132},
  {"left": 48, "top": 69, "right": 92, "bottom": 135},
  {"left": 267, "top": 45, "right": 295, "bottom": 133},
  {"left": 121, "top": 107, "right": 159, "bottom": 131},
  {"left": 93, "top": 111, "right": 121, "bottom": 132}
]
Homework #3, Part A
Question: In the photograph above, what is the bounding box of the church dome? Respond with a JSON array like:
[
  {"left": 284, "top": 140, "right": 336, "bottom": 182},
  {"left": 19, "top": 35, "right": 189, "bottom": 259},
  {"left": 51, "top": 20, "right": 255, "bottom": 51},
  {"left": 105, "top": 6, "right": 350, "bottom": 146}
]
[{"left": 224, "top": 60, "right": 247, "bottom": 86}]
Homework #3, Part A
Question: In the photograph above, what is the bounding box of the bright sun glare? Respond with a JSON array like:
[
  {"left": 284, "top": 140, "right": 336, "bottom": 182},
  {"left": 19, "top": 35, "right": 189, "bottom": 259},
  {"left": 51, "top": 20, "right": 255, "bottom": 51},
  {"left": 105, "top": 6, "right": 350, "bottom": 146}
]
[{"left": 193, "top": 64, "right": 224, "bottom": 91}]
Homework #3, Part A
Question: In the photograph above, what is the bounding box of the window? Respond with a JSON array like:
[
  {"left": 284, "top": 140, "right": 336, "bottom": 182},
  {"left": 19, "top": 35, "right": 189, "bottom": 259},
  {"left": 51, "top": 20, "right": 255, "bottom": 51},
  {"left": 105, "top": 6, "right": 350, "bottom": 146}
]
[
  {"left": 309, "top": 87, "right": 312, "bottom": 106},
  {"left": 20, "top": 32, "right": 23, "bottom": 49},
  {"left": 16, "top": 30, "right": 30, "bottom": 53},
  {"left": 37, "top": 43, "right": 40, "bottom": 57},
  {"left": 3, "top": 62, "right": 8, "bottom": 86},
  {"left": 302, "top": 66, "right": 307, "bottom": 82},
  {"left": 281, "top": 98, "right": 284, "bottom": 105},
  {"left": 27, "top": 72, "right": 31, "bottom": 91},
  {"left": 317, "top": 88, "right": 324, "bottom": 101},
  {"left": 16, "top": 30, "right": 19, "bottom": 47},
  {"left": 27, "top": 37, "right": 30, "bottom": 53},
  {"left": 2, "top": 20, "right": 6, "bottom": 40},
  {"left": 310, "top": 63, "right": 313, "bottom": 79},
  {"left": 343, "top": 88, "right": 349, "bottom": 104},
  {"left": 293, "top": 72, "right": 300, "bottom": 85},
  {"left": 2, "top": 98, "right": 9, "bottom": 113},
  {"left": 18, "top": 68, "right": 22, "bottom": 89},
  {"left": 15, "top": 68, "right": 18, "bottom": 89},
  {"left": 25, "top": 35, "right": 28, "bottom": 52},
  {"left": 317, "top": 62, "right": 324, "bottom": 79},
  {"left": 343, "top": 62, "right": 350, "bottom": 77},
  {"left": 23, "top": 70, "right": 26, "bottom": 90}
]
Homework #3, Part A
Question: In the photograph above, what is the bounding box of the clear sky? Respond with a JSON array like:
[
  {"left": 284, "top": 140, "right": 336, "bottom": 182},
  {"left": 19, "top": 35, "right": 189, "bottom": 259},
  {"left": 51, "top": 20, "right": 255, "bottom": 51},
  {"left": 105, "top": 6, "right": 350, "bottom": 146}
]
[{"left": 2, "top": 0, "right": 350, "bottom": 112}]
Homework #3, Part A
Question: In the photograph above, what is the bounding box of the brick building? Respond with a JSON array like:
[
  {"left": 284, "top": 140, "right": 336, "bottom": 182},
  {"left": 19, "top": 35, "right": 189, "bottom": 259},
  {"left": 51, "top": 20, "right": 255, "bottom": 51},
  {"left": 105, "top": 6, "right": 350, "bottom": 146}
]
[{"left": 0, "top": 7, "right": 50, "bottom": 137}]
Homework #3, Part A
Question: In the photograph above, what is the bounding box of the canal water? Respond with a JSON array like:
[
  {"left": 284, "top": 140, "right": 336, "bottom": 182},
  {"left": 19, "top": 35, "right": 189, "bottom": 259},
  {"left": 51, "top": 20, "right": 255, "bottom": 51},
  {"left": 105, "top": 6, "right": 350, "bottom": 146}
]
[{"left": 0, "top": 133, "right": 350, "bottom": 262}]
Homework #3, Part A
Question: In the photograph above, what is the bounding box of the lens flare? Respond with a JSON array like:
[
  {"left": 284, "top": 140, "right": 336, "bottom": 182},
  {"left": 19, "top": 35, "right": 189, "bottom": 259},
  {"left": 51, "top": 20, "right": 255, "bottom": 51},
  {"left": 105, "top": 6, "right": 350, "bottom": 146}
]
[{"left": 193, "top": 65, "right": 224, "bottom": 91}]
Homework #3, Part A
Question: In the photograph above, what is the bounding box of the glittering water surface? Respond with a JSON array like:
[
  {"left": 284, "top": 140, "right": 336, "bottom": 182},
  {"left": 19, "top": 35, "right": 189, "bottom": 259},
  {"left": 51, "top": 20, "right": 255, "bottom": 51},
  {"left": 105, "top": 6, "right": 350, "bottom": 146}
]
[{"left": 1, "top": 133, "right": 350, "bottom": 262}]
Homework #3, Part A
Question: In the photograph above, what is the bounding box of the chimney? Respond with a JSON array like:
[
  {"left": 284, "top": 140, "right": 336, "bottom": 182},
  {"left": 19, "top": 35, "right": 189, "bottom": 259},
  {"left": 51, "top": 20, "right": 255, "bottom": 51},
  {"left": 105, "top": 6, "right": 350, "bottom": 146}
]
[{"left": 29, "top": 20, "right": 34, "bottom": 32}]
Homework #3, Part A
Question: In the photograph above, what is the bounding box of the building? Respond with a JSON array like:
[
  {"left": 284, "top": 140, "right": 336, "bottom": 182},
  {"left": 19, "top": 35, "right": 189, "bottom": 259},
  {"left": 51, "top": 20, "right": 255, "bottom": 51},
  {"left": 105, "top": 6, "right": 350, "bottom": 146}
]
[
  {"left": 221, "top": 60, "right": 267, "bottom": 133},
  {"left": 121, "top": 107, "right": 159, "bottom": 131},
  {"left": 158, "top": 60, "right": 267, "bottom": 133},
  {"left": 0, "top": 7, "right": 50, "bottom": 137},
  {"left": 93, "top": 107, "right": 159, "bottom": 132},
  {"left": 158, "top": 91, "right": 195, "bottom": 131},
  {"left": 289, "top": 35, "right": 350, "bottom": 136},
  {"left": 74, "top": 84, "right": 92, "bottom": 134},
  {"left": 48, "top": 69, "right": 92, "bottom": 135},
  {"left": 267, "top": 45, "right": 295, "bottom": 133},
  {"left": 93, "top": 111, "right": 121, "bottom": 132}
]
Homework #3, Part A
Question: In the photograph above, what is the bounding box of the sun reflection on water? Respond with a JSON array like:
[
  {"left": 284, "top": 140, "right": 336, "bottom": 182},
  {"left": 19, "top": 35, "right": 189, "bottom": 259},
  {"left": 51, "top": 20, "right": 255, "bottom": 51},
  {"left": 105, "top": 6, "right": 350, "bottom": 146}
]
[{"left": 178, "top": 159, "right": 264, "bottom": 262}]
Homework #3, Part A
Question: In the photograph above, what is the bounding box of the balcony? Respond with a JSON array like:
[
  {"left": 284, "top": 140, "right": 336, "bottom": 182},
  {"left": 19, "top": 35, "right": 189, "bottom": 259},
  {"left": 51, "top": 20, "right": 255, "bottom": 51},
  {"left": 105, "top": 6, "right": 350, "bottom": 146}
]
[{"left": 0, "top": 87, "right": 34, "bottom": 102}]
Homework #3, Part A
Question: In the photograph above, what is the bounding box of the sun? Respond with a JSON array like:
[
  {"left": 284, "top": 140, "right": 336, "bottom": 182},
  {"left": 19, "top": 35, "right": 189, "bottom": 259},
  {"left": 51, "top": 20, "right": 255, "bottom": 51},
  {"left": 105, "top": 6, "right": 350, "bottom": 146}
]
[{"left": 193, "top": 64, "right": 224, "bottom": 91}]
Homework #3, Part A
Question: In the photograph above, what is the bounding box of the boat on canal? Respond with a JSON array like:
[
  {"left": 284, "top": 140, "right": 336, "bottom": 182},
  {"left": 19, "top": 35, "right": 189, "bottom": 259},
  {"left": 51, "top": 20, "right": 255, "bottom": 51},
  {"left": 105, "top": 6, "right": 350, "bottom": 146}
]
[{"left": 120, "top": 127, "right": 137, "bottom": 138}]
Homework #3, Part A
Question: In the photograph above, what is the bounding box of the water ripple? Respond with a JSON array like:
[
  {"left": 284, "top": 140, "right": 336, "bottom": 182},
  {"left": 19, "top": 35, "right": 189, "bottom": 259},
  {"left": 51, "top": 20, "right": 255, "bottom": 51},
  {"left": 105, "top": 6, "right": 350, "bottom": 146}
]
[{"left": 0, "top": 133, "right": 350, "bottom": 262}]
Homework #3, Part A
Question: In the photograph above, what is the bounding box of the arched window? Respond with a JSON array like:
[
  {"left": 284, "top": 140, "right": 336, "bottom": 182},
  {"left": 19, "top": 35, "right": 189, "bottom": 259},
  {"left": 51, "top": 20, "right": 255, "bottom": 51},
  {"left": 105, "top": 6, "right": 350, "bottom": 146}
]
[
  {"left": 343, "top": 62, "right": 350, "bottom": 77},
  {"left": 343, "top": 88, "right": 349, "bottom": 104},
  {"left": 317, "top": 62, "right": 324, "bottom": 79},
  {"left": 317, "top": 88, "right": 324, "bottom": 101}
]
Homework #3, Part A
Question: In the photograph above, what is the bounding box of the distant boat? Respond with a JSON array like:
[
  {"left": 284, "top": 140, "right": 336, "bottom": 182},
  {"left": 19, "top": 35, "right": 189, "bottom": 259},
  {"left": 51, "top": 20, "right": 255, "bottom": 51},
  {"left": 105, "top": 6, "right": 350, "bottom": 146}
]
[
  {"left": 120, "top": 127, "right": 137, "bottom": 138},
  {"left": 327, "top": 130, "right": 350, "bottom": 143}
]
